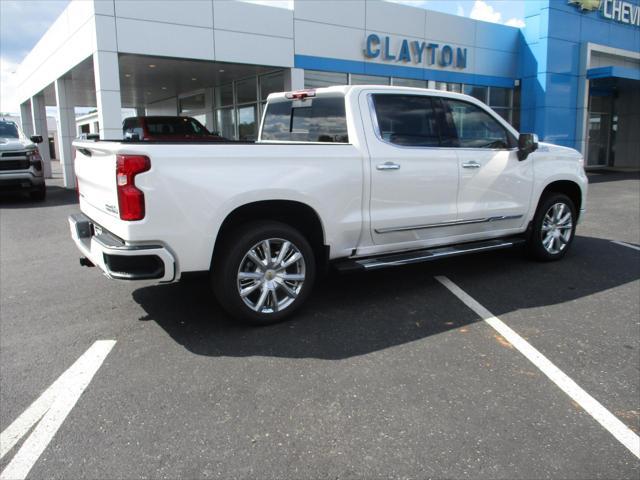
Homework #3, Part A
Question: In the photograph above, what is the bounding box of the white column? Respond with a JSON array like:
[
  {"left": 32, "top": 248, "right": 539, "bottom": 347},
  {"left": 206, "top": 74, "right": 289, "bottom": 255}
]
[
  {"left": 204, "top": 87, "right": 214, "bottom": 131},
  {"left": 93, "top": 51, "right": 122, "bottom": 140},
  {"left": 30, "top": 94, "right": 52, "bottom": 178},
  {"left": 284, "top": 68, "right": 305, "bottom": 91},
  {"left": 55, "top": 77, "right": 77, "bottom": 189},
  {"left": 20, "top": 101, "right": 34, "bottom": 137},
  {"left": 135, "top": 107, "right": 145, "bottom": 117}
]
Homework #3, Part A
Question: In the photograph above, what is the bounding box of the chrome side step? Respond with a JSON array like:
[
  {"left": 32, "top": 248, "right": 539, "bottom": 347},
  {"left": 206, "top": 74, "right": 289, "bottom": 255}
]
[{"left": 334, "top": 237, "right": 525, "bottom": 273}]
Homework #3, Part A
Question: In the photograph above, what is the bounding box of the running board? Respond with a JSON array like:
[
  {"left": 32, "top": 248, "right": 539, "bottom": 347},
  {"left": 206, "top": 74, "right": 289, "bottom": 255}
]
[{"left": 334, "top": 237, "right": 525, "bottom": 272}]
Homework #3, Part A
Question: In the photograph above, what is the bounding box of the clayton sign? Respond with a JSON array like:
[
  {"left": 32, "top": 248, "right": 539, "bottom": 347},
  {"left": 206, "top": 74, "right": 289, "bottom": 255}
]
[{"left": 363, "top": 34, "right": 468, "bottom": 69}]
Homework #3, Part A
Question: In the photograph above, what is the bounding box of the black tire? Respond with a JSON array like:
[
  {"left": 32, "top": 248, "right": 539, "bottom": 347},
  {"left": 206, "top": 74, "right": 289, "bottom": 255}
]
[
  {"left": 527, "top": 192, "right": 576, "bottom": 261},
  {"left": 30, "top": 185, "right": 46, "bottom": 202},
  {"left": 212, "top": 221, "right": 316, "bottom": 325}
]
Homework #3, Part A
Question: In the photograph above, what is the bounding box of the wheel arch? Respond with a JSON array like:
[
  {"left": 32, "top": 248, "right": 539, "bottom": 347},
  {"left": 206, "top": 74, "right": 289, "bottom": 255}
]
[
  {"left": 537, "top": 180, "right": 584, "bottom": 217},
  {"left": 210, "top": 199, "right": 328, "bottom": 271}
]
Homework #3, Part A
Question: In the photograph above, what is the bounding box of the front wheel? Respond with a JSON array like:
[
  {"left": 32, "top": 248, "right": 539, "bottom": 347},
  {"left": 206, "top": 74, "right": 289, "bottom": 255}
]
[
  {"left": 212, "top": 221, "right": 316, "bottom": 325},
  {"left": 527, "top": 193, "right": 576, "bottom": 261}
]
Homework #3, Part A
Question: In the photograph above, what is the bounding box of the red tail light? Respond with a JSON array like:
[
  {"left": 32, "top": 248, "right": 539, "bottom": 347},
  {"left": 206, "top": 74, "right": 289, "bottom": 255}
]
[{"left": 116, "top": 154, "right": 150, "bottom": 221}]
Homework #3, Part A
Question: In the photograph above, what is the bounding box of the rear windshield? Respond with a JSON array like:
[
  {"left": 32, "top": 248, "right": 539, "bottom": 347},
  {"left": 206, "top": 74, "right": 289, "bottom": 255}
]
[
  {"left": 261, "top": 95, "right": 349, "bottom": 143},
  {"left": 0, "top": 121, "right": 20, "bottom": 139},
  {"left": 145, "top": 117, "right": 209, "bottom": 136}
]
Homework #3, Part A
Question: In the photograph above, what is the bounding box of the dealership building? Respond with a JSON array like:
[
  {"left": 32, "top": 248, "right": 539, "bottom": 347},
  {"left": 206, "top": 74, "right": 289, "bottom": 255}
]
[{"left": 15, "top": 0, "right": 640, "bottom": 187}]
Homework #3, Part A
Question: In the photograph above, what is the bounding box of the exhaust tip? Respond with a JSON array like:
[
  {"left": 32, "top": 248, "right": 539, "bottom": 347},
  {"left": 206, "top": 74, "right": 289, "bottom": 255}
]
[{"left": 79, "top": 257, "right": 95, "bottom": 267}]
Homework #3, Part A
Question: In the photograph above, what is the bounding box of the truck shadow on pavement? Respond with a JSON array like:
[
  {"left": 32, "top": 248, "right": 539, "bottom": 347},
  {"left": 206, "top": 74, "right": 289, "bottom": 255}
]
[
  {"left": 0, "top": 186, "right": 78, "bottom": 209},
  {"left": 132, "top": 235, "right": 639, "bottom": 360}
]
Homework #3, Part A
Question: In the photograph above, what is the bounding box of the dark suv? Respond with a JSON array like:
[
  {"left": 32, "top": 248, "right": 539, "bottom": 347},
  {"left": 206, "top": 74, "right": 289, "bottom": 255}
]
[
  {"left": 122, "top": 116, "right": 226, "bottom": 142},
  {"left": 0, "top": 119, "right": 46, "bottom": 201}
]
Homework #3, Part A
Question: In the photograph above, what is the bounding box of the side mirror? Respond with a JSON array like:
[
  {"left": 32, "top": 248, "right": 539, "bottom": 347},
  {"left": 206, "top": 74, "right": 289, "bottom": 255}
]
[
  {"left": 517, "top": 133, "right": 538, "bottom": 161},
  {"left": 30, "top": 135, "right": 43, "bottom": 144}
]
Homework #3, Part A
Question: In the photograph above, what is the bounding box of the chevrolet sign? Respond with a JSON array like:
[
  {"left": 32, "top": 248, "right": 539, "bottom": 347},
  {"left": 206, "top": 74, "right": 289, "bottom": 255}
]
[{"left": 569, "top": 0, "right": 640, "bottom": 26}]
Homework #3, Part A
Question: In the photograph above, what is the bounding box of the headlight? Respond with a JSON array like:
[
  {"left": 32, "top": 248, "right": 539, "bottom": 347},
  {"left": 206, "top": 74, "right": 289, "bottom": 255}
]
[{"left": 27, "top": 149, "right": 43, "bottom": 171}]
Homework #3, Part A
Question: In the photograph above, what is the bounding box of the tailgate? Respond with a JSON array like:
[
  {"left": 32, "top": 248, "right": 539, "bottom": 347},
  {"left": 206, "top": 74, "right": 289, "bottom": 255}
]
[{"left": 74, "top": 142, "right": 119, "bottom": 218}]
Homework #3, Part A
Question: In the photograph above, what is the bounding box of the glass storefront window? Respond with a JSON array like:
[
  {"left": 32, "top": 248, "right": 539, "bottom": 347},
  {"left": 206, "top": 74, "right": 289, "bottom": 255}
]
[
  {"left": 489, "top": 87, "right": 512, "bottom": 108},
  {"left": 305, "top": 70, "right": 348, "bottom": 88},
  {"left": 464, "top": 85, "right": 488, "bottom": 103},
  {"left": 236, "top": 77, "right": 257, "bottom": 104},
  {"left": 216, "top": 84, "right": 233, "bottom": 107},
  {"left": 179, "top": 93, "right": 205, "bottom": 114},
  {"left": 238, "top": 104, "right": 257, "bottom": 140},
  {"left": 435, "top": 82, "right": 462, "bottom": 92},
  {"left": 215, "top": 107, "right": 235, "bottom": 139},
  {"left": 350, "top": 74, "right": 390, "bottom": 86},
  {"left": 392, "top": 78, "right": 427, "bottom": 88},
  {"left": 260, "top": 72, "right": 284, "bottom": 101}
]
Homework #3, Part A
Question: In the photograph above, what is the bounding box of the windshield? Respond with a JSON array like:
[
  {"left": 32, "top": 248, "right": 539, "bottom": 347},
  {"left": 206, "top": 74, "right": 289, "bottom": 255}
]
[
  {"left": 145, "top": 117, "right": 210, "bottom": 136},
  {"left": 0, "top": 121, "right": 20, "bottom": 139}
]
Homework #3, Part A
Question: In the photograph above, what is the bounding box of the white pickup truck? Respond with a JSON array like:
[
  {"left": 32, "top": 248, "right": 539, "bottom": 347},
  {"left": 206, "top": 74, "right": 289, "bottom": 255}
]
[{"left": 70, "top": 85, "right": 588, "bottom": 324}]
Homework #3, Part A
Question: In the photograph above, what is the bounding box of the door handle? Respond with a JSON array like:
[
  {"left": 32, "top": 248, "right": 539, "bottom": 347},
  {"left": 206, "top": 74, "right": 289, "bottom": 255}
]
[
  {"left": 462, "top": 161, "right": 481, "bottom": 169},
  {"left": 377, "top": 162, "right": 401, "bottom": 171}
]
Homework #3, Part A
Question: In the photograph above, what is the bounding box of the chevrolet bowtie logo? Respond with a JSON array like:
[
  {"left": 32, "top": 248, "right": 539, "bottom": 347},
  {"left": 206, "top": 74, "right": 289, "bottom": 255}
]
[{"left": 568, "top": 0, "right": 602, "bottom": 10}]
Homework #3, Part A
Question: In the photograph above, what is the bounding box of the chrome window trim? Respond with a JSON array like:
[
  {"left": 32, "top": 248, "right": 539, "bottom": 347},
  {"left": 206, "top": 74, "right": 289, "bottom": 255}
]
[
  {"left": 366, "top": 93, "right": 518, "bottom": 153},
  {"left": 374, "top": 214, "right": 524, "bottom": 234}
]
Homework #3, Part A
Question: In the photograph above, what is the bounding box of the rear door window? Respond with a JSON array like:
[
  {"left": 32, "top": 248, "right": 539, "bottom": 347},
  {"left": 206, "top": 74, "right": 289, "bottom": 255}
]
[
  {"left": 371, "top": 94, "right": 443, "bottom": 147},
  {"left": 261, "top": 95, "right": 349, "bottom": 143}
]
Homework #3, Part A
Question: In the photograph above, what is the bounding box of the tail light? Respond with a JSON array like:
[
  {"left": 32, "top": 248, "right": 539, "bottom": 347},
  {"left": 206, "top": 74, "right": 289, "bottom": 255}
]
[{"left": 116, "top": 154, "right": 150, "bottom": 221}]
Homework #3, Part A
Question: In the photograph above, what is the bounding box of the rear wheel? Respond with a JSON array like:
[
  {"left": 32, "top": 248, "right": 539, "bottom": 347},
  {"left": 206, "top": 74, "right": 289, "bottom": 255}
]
[
  {"left": 527, "top": 193, "right": 576, "bottom": 261},
  {"left": 212, "top": 221, "right": 316, "bottom": 325}
]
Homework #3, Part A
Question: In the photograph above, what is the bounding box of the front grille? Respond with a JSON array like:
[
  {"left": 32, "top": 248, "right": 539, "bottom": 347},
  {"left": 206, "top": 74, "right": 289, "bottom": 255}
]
[
  {"left": 0, "top": 160, "right": 30, "bottom": 171},
  {"left": 1, "top": 151, "right": 28, "bottom": 158}
]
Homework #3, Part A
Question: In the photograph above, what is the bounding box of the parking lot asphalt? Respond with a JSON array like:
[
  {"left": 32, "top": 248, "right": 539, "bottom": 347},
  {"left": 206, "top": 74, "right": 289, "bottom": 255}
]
[{"left": 1, "top": 164, "right": 638, "bottom": 479}]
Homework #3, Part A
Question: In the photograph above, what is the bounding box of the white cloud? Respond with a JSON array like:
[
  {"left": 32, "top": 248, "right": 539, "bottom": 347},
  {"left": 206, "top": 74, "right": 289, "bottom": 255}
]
[
  {"left": 385, "top": 0, "right": 431, "bottom": 8},
  {"left": 456, "top": 3, "right": 465, "bottom": 17},
  {"left": 0, "top": 56, "right": 21, "bottom": 114},
  {"left": 239, "top": 0, "right": 293, "bottom": 9},
  {"left": 505, "top": 17, "right": 526, "bottom": 28},
  {"left": 470, "top": 0, "right": 524, "bottom": 28},
  {"left": 470, "top": 0, "right": 501, "bottom": 22}
]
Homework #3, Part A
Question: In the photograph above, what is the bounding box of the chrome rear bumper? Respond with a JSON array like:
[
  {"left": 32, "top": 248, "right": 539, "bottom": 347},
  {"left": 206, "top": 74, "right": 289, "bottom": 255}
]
[{"left": 68, "top": 213, "right": 176, "bottom": 282}]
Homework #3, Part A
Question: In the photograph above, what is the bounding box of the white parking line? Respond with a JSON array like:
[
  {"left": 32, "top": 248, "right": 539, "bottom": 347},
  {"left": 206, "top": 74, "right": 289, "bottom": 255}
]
[
  {"left": 0, "top": 340, "right": 116, "bottom": 480},
  {"left": 435, "top": 276, "right": 640, "bottom": 460},
  {"left": 611, "top": 240, "right": 640, "bottom": 251}
]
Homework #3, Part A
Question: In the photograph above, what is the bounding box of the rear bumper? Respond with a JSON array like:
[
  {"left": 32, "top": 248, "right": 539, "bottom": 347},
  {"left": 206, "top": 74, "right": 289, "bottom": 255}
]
[{"left": 68, "top": 213, "right": 177, "bottom": 282}]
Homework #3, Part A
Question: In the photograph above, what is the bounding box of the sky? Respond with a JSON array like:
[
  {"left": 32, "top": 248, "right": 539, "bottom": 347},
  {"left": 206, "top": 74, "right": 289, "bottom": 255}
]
[{"left": 0, "top": 0, "right": 526, "bottom": 114}]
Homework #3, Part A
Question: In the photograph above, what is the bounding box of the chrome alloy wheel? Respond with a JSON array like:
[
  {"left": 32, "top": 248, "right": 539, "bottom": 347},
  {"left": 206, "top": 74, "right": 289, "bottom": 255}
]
[
  {"left": 541, "top": 202, "right": 573, "bottom": 254},
  {"left": 237, "top": 238, "right": 306, "bottom": 314}
]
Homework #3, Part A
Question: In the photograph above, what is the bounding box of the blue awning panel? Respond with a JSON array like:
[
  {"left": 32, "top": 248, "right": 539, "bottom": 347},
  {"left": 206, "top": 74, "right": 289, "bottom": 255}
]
[{"left": 587, "top": 66, "right": 640, "bottom": 81}]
